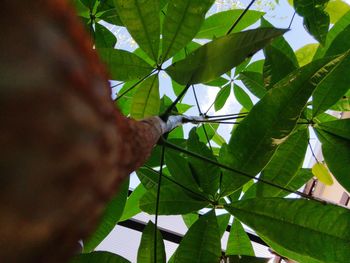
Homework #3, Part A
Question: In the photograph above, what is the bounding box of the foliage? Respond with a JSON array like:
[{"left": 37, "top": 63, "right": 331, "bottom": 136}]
[{"left": 72, "top": 0, "right": 350, "bottom": 262}]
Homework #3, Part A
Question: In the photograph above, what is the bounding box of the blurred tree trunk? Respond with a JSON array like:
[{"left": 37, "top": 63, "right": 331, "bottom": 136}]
[{"left": 0, "top": 1, "right": 163, "bottom": 262}]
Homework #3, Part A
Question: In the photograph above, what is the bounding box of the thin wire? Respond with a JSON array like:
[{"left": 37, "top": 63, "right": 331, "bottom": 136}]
[
  {"left": 154, "top": 145, "right": 165, "bottom": 262},
  {"left": 226, "top": 0, "right": 257, "bottom": 35},
  {"left": 308, "top": 140, "right": 320, "bottom": 163},
  {"left": 205, "top": 112, "right": 249, "bottom": 119},
  {"left": 288, "top": 11, "right": 297, "bottom": 29},
  {"left": 115, "top": 69, "right": 157, "bottom": 101},
  {"left": 110, "top": 81, "right": 125, "bottom": 89},
  {"left": 161, "top": 138, "right": 328, "bottom": 204},
  {"left": 192, "top": 85, "right": 213, "bottom": 150}
]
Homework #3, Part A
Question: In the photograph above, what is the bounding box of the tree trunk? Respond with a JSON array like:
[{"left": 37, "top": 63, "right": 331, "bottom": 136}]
[{"left": 0, "top": 1, "right": 163, "bottom": 262}]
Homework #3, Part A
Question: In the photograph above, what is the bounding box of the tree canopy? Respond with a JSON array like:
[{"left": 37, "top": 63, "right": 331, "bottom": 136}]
[{"left": 71, "top": 0, "right": 350, "bottom": 262}]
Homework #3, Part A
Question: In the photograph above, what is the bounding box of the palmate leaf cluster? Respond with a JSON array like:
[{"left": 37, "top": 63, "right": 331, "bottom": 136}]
[{"left": 71, "top": 0, "right": 350, "bottom": 262}]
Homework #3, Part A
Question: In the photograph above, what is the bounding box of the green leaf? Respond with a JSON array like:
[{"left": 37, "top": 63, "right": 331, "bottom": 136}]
[
  {"left": 227, "top": 255, "right": 268, "bottom": 263},
  {"left": 214, "top": 84, "right": 231, "bottom": 111},
  {"left": 295, "top": 43, "right": 319, "bottom": 67},
  {"left": 233, "top": 84, "right": 253, "bottom": 110},
  {"left": 137, "top": 221, "right": 166, "bottom": 263},
  {"left": 182, "top": 213, "right": 199, "bottom": 228},
  {"left": 255, "top": 128, "right": 309, "bottom": 197},
  {"left": 217, "top": 213, "right": 230, "bottom": 238},
  {"left": 139, "top": 184, "right": 208, "bottom": 215},
  {"left": 166, "top": 28, "right": 287, "bottom": 85},
  {"left": 94, "top": 23, "right": 117, "bottom": 48},
  {"left": 318, "top": 118, "right": 350, "bottom": 140},
  {"left": 98, "top": 8, "right": 124, "bottom": 26},
  {"left": 226, "top": 219, "right": 254, "bottom": 256},
  {"left": 119, "top": 183, "right": 146, "bottom": 221},
  {"left": 161, "top": 0, "right": 214, "bottom": 61},
  {"left": 294, "top": 0, "right": 330, "bottom": 44},
  {"left": 225, "top": 198, "right": 350, "bottom": 263},
  {"left": 130, "top": 74, "right": 160, "bottom": 120},
  {"left": 188, "top": 128, "right": 220, "bottom": 196},
  {"left": 165, "top": 149, "right": 202, "bottom": 195},
  {"left": 324, "top": 22, "right": 350, "bottom": 57},
  {"left": 70, "top": 251, "right": 130, "bottom": 263},
  {"left": 330, "top": 92, "right": 350, "bottom": 111},
  {"left": 84, "top": 178, "right": 129, "bottom": 252},
  {"left": 205, "top": 77, "right": 229, "bottom": 87},
  {"left": 325, "top": 0, "right": 350, "bottom": 24},
  {"left": 98, "top": 49, "right": 153, "bottom": 81},
  {"left": 261, "top": 18, "right": 299, "bottom": 89},
  {"left": 173, "top": 210, "right": 221, "bottom": 263},
  {"left": 315, "top": 128, "right": 350, "bottom": 192},
  {"left": 312, "top": 51, "right": 350, "bottom": 116},
  {"left": 312, "top": 162, "right": 334, "bottom": 185},
  {"left": 259, "top": 235, "right": 323, "bottom": 263},
  {"left": 196, "top": 9, "right": 264, "bottom": 39},
  {"left": 239, "top": 71, "right": 266, "bottom": 99},
  {"left": 314, "top": 10, "right": 350, "bottom": 59},
  {"left": 114, "top": 0, "right": 160, "bottom": 61},
  {"left": 220, "top": 54, "right": 348, "bottom": 194}
]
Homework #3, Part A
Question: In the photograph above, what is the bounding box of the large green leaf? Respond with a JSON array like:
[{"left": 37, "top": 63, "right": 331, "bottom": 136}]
[
  {"left": 139, "top": 184, "right": 208, "bottom": 215},
  {"left": 188, "top": 128, "right": 221, "bottom": 197},
  {"left": 294, "top": 0, "right": 330, "bottom": 44},
  {"left": 166, "top": 28, "right": 286, "bottom": 85},
  {"left": 317, "top": 118, "right": 350, "bottom": 140},
  {"left": 137, "top": 221, "right": 166, "bottom": 263},
  {"left": 130, "top": 74, "right": 160, "bottom": 120},
  {"left": 261, "top": 18, "right": 299, "bottom": 89},
  {"left": 119, "top": 183, "right": 146, "bottom": 221},
  {"left": 114, "top": 0, "right": 160, "bottom": 61},
  {"left": 324, "top": 23, "right": 350, "bottom": 57},
  {"left": 314, "top": 10, "right": 350, "bottom": 59},
  {"left": 226, "top": 219, "right": 254, "bottom": 256},
  {"left": 214, "top": 84, "right": 231, "bottom": 111},
  {"left": 84, "top": 179, "right": 129, "bottom": 252},
  {"left": 219, "top": 54, "right": 348, "bottom": 195},
  {"left": 70, "top": 251, "right": 130, "bottom": 263},
  {"left": 217, "top": 213, "right": 231, "bottom": 238},
  {"left": 325, "top": 0, "right": 350, "bottom": 24},
  {"left": 259, "top": 235, "right": 323, "bottom": 263},
  {"left": 295, "top": 43, "right": 319, "bottom": 67},
  {"left": 98, "top": 49, "right": 153, "bottom": 81},
  {"left": 173, "top": 210, "right": 221, "bottom": 263},
  {"left": 330, "top": 90, "right": 350, "bottom": 111},
  {"left": 165, "top": 149, "right": 202, "bottom": 195},
  {"left": 196, "top": 9, "right": 264, "bottom": 39},
  {"left": 161, "top": 0, "right": 214, "bottom": 61},
  {"left": 239, "top": 71, "right": 266, "bottom": 99},
  {"left": 315, "top": 128, "right": 350, "bottom": 192},
  {"left": 94, "top": 23, "right": 117, "bottom": 48},
  {"left": 233, "top": 84, "right": 253, "bottom": 110},
  {"left": 225, "top": 198, "right": 350, "bottom": 263},
  {"left": 312, "top": 50, "right": 350, "bottom": 116},
  {"left": 255, "top": 128, "right": 309, "bottom": 197}
]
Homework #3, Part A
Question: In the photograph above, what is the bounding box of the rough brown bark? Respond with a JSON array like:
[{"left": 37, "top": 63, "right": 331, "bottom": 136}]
[{"left": 0, "top": 1, "right": 163, "bottom": 262}]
